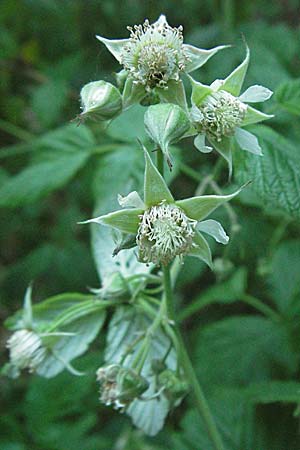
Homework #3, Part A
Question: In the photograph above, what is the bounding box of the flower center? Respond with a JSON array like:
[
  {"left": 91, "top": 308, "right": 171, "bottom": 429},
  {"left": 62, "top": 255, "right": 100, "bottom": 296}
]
[
  {"left": 193, "top": 90, "right": 247, "bottom": 141},
  {"left": 121, "top": 19, "right": 187, "bottom": 90},
  {"left": 136, "top": 203, "right": 196, "bottom": 265}
]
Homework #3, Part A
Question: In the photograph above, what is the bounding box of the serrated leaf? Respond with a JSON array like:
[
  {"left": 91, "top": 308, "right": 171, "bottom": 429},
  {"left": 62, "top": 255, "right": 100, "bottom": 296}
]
[
  {"left": 275, "top": 79, "right": 300, "bottom": 116},
  {"left": 194, "top": 316, "right": 297, "bottom": 386},
  {"left": 234, "top": 126, "right": 300, "bottom": 219},
  {"left": 0, "top": 124, "right": 95, "bottom": 208}
]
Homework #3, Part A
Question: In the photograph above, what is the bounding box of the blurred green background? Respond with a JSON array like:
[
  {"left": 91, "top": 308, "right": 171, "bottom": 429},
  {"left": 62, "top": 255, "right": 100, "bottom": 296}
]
[{"left": 1, "top": 1, "right": 300, "bottom": 449}]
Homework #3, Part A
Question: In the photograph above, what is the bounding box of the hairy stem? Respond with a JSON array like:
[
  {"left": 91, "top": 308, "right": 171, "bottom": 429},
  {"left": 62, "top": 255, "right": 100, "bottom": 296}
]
[
  {"left": 157, "top": 149, "right": 224, "bottom": 450},
  {"left": 163, "top": 264, "right": 224, "bottom": 450}
]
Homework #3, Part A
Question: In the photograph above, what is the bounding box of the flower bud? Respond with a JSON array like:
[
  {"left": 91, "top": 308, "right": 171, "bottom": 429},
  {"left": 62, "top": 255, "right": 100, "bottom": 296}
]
[
  {"left": 80, "top": 81, "right": 122, "bottom": 121},
  {"left": 158, "top": 369, "right": 189, "bottom": 404},
  {"left": 96, "top": 364, "right": 149, "bottom": 410},
  {"left": 6, "top": 329, "right": 46, "bottom": 375},
  {"left": 136, "top": 203, "right": 196, "bottom": 265},
  {"left": 144, "top": 103, "right": 190, "bottom": 168},
  {"left": 191, "top": 90, "right": 247, "bottom": 142}
]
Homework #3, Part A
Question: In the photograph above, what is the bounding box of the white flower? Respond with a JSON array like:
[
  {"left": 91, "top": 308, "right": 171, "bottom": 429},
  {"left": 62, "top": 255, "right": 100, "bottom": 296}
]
[
  {"left": 191, "top": 90, "right": 247, "bottom": 142},
  {"left": 136, "top": 203, "right": 197, "bottom": 265},
  {"left": 6, "top": 329, "right": 46, "bottom": 375}
]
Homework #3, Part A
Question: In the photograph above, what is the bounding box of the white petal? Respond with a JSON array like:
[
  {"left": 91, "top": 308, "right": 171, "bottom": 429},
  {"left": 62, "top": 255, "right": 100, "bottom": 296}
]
[
  {"left": 118, "top": 191, "right": 145, "bottom": 209},
  {"left": 194, "top": 134, "right": 213, "bottom": 153},
  {"left": 197, "top": 219, "right": 229, "bottom": 244},
  {"left": 239, "top": 85, "right": 273, "bottom": 103},
  {"left": 235, "top": 128, "right": 263, "bottom": 155}
]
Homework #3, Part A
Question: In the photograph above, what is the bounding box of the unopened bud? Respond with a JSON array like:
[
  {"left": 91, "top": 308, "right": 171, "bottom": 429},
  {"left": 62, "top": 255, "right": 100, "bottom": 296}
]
[{"left": 80, "top": 81, "right": 122, "bottom": 121}]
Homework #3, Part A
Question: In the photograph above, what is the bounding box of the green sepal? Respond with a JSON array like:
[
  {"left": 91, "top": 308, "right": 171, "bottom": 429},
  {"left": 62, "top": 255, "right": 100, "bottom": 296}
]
[
  {"left": 184, "top": 44, "right": 230, "bottom": 73},
  {"left": 22, "top": 284, "right": 33, "bottom": 328},
  {"left": 80, "top": 208, "right": 142, "bottom": 234},
  {"left": 95, "top": 35, "right": 129, "bottom": 63},
  {"left": 188, "top": 231, "right": 212, "bottom": 268},
  {"left": 176, "top": 185, "right": 245, "bottom": 221},
  {"left": 208, "top": 136, "right": 233, "bottom": 178},
  {"left": 144, "top": 103, "right": 190, "bottom": 169},
  {"left": 113, "top": 233, "right": 137, "bottom": 256},
  {"left": 189, "top": 76, "right": 212, "bottom": 106},
  {"left": 157, "top": 80, "right": 188, "bottom": 110},
  {"left": 143, "top": 146, "right": 174, "bottom": 207},
  {"left": 222, "top": 44, "right": 250, "bottom": 96},
  {"left": 241, "top": 106, "right": 274, "bottom": 126},
  {"left": 122, "top": 77, "right": 146, "bottom": 110}
]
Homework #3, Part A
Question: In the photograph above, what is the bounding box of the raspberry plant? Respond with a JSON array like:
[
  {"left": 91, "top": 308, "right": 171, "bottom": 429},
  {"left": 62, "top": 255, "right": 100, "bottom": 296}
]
[{"left": 3, "top": 14, "right": 280, "bottom": 449}]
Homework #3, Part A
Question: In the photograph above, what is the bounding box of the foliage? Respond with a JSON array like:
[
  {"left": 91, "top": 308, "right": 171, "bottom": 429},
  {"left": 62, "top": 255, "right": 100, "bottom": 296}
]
[{"left": 1, "top": 1, "right": 300, "bottom": 449}]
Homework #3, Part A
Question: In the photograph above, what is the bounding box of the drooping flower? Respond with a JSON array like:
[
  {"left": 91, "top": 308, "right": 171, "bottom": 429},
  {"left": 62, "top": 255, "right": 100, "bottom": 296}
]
[
  {"left": 80, "top": 146, "right": 246, "bottom": 267},
  {"left": 96, "top": 364, "right": 149, "bottom": 410},
  {"left": 6, "top": 329, "right": 46, "bottom": 376},
  {"left": 96, "top": 15, "right": 228, "bottom": 108},
  {"left": 189, "top": 45, "right": 273, "bottom": 174}
]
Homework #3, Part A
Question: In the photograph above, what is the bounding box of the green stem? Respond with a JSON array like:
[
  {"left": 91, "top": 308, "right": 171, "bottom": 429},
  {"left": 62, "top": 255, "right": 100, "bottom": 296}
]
[
  {"left": 162, "top": 265, "right": 224, "bottom": 450},
  {"left": 156, "top": 147, "right": 164, "bottom": 176},
  {"left": 0, "top": 118, "right": 34, "bottom": 142},
  {"left": 241, "top": 294, "right": 282, "bottom": 323}
]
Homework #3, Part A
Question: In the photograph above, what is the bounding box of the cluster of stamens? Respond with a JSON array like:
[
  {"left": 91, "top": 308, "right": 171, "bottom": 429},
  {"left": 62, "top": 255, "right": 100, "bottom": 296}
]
[
  {"left": 6, "top": 329, "right": 46, "bottom": 374},
  {"left": 121, "top": 19, "right": 188, "bottom": 90},
  {"left": 136, "top": 203, "right": 196, "bottom": 265},
  {"left": 97, "top": 364, "right": 125, "bottom": 410},
  {"left": 192, "top": 90, "right": 247, "bottom": 141}
]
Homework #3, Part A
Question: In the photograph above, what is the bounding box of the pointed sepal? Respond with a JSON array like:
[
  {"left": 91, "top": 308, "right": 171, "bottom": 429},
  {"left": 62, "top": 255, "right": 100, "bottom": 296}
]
[
  {"left": 189, "top": 76, "right": 212, "bottom": 106},
  {"left": 22, "top": 284, "right": 33, "bottom": 328},
  {"left": 118, "top": 191, "right": 145, "bottom": 209},
  {"left": 184, "top": 44, "right": 230, "bottom": 73},
  {"left": 157, "top": 80, "right": 188, "bottom": 110},
  {"left": 143, "top": 145, "right": 174, "bottom": 207},
  {"left": 208, "top": 136, "right": 233, "bottom": 178},
  {"left": 176, "top": 185, "right": 246, "bottom": 221},
  {"left": 241, "top": 106, "right": 274, "bottom": 126},
  {"left": 96, "top": 36, "right": 129, "bottom": 63},
  {"left": 79, "top": 209, "right": 142, "bottom": 234},
  {"left": 122, "top": 77, "right": 146, "bottom": 110},
  {"left": 222, "top": 44, "right": 250, "bottom": 96}
]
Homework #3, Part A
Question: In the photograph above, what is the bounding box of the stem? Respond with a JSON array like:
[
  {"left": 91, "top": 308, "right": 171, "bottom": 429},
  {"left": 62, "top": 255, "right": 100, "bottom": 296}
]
[
  {"left": 156, "top": 147, "right": 164, "bottom": 176},
  {"left": 241, "top": 294, "right": 282, "bottom": 323},
  {"left": 163, "top": 265, "right": 224, "bottom": 450},
  {"left": 155, "top": 143, "right": 224, "bottom": 449},
  {"left": 0, "top": 118, "right": 34, "bottom": 142}
]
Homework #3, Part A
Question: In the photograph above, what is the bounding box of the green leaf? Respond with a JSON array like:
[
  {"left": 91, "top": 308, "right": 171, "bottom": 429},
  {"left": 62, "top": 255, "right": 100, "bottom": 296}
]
[
  {"left": 275, "top": 79, "right": 300, "bottom": 116},
  {"left": 194, "top": 316, "right": 297, "bottom": 386},
  {"left": 184, "top": 44, "right": 230, "bottom": 73},
  {"left": 179, "top": 268, "right": 247, "bottom": 321},
  {"left": 106, "top": 104, "right": 147, "bottom": 142},
  {"left": 143, "top": 147, "right": 174, "bottom": 207},
  {"left": 105, "top": 306, "right": 176, "bottom": 436},
  {"left": 0, "top": 124, "right": 95, "bottom": 208},
  {"left": 81, "top": 208, "right": 142, "bottom": 234},
  {"left": 234, "top": 126, "right": 300, "bottom": 219},
  {"left": 187, "top": 231, "right": 212, "bottom": 268},
  {"left": 268, "top": 240, "right": 300, "bottom": 315},
  {"left": 176, "top": 185, "right": 243, "bottom": 221},
  {"left": 243, "top": 381, "right": 300, "bottom": 404},
  {"left": 31, "top": 79, "right": 69, "bottom": 128},
  {"left": 222, "top": 44, "right": 250, "bottom": 96}
]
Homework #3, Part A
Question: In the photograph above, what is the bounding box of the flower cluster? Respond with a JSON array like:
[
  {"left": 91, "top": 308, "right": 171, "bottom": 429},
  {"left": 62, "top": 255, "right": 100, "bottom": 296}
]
[{"left": 96, "top": 364, "right": 149, "bottom": 410}]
